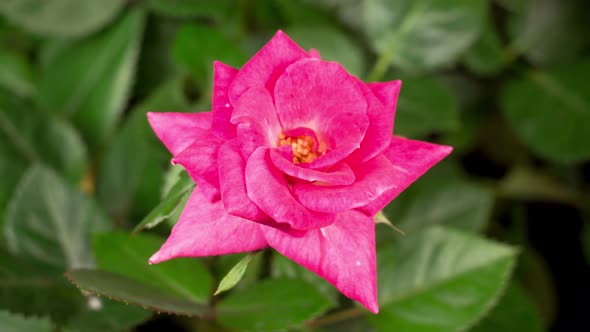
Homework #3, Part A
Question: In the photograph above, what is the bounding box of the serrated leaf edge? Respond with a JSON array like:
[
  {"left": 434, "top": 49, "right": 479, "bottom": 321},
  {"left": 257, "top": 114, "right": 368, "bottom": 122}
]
[
  {"left": 218, "top": 278, "right": 334, "bottom": 332},
  {"left": 458, "top": 249, "right": 519, "bottom": 332},
  {"left": 64, "top": 269, "right": 207, "bottom": 317}
]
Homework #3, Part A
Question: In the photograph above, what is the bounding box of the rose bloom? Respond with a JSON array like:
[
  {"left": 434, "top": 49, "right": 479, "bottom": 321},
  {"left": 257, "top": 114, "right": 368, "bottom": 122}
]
[{"left": 147, "top": 31, "right": 451, "bottom": 313}]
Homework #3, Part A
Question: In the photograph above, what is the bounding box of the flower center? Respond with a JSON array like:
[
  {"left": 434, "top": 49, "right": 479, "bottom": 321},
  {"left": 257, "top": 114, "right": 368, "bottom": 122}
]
[{"left": 278, "top": 133, "right": 326, "bottom": 164}]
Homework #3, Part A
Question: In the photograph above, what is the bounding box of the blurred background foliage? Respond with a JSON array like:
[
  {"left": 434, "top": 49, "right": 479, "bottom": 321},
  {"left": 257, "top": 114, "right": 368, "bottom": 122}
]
[{"left": 0, "top": 0, "right": 589, "bottom": 331}]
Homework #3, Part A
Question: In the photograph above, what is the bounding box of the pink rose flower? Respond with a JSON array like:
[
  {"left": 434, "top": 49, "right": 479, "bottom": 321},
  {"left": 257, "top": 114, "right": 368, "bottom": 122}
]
[{"left": 147, "top": 31, "right": 452, "bottom": 313}]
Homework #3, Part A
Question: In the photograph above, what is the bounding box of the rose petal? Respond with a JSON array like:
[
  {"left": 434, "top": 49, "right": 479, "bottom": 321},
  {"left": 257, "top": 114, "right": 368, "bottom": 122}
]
[
  {"left": 292, "top": 154, "right": 399, "bottom": 214},
  {"left": 233, "top": 123, "right": 266, "bottom": 161},
  {"left": 149, "top": 189, "right": 267, "bottom": 264},
  {"left": 358, "top": 136, "right": 453, "bottom": 215},
  {"left": 264, "top": 210, "right": 378, "bottom": 313},
  {"left": 309, "top": 48, "right": 321, "bottom": 59},
  {"left": 274, "top": 59, "right": 369, "bottom": 169},
  {"left": 231, "top": 87, "right": 283, "bottom": 158},
  {"left": 211, "top": 61, "right": 238, "bottom": 139},
  {"left": 218, "top": 139, "right": 271, "bottom": 222},
  {"left": 245, "top": 147, "right": 335, "bottom": 230},
  {"left": 147, "top": 112, "right": 211, "bottom": 156},
  {"left": 270, "top": 149, "right": 355, "bottom": 185},
  {"left": 368, "top": 80, "right": 402, "bottom": 118},
  {"left": 229, "top": 30, "right": 309, "bottom": 104},
  {"left": 172, "top": 131, "right": 224, "bottom": 202},
  {"left": 348, "top": 80, "right": 401, "bottom": 164}
]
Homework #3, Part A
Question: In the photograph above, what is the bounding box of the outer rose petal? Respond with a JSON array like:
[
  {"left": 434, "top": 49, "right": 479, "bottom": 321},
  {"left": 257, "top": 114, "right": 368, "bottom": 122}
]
[
  {"left": 212, "top": 61, "right": 238, "bottom": 139},
  {"left": 269, "top": 149, "right": 355, "bottom": 185},
  {"left": 308, "top": 48, "right": 321, "bottom": 59},
  {"left": 229, "top": 30, "right": 309, "bottom": 104},
  {"left": 368, "top": 80, "right": 402, "bottom": 119},
  {"left": 218, "top": 139, "right": 270, "bottom": 222},
  {"left": 245, "top": 147, "right": 335, "bottom": 230},
  {"left": 147, "top": 112, "right": 211, "bottom": 156},
  {"left": 274, "top": 59, "right": 369, "bottom": 169},
  {"left": 264, "top": 210, "right": 378, "bottom": 313},
  {"left": 172, "top": 131, "right": 224, "bottom": 202},
  {"left": 231, "top": 87, "right": 282, "bottom": 158},
  {"left": 149, "top": 189, "right": 268, "bottom": 264},
  {"left": 359, "top": 136, "right": 453, "bottom": 215},
  {"left": 348, "top": 80, "right": 401, "bottom": 164}
]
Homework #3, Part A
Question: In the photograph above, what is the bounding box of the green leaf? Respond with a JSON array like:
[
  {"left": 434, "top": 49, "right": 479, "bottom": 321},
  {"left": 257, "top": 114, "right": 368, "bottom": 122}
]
[
  {"left": 4, "top": 164, "right": 110, "bottom": 269},
  {"left": 369, "top": 226, "right": 517, "bottom": 332},
  {"left": 0, "top": 310, "right": 52, "bottom": 332},
  {"left": 96, "top": 78, "right": 191, "bottom": 222},
  {"left": 2, "top": 113, "right": 85, "bottom": 181},
  {"left": 271, "top": 253, "right": 339, "bottom": 304},
  {"left": 495, "top": 0, "right": 528, "bottom": 13},
  {"left": 363, "top": 0, "right": 486, "bottom": 73},
  {"left": 217, "top": 278, "right": 333, "bottom": 332},
  {"left": 311, "top": 317, "right": 377, "bottom": 332},
  {"left": 65, "top": 269, "right": 209, "bottom": 316},
  {"left": 471, "top": 282, "right": 543, "bottom": 332},
  {"left": 0, "top": 17, "right": 38, "bottom": 54},
  {"left": 147, "top": 0, "right": 231, "bottom": 20},
  {"left": 65, "top": 297, "right": 152, "bottom": 332},
  {"left": 38, "top": 9, "right": 144, "bottom": 148},
  {"left": 157, "top": 166, "right": 194, "bottom": 230},
  {"left": 133, "top": 168, "right": 194, "bottom": 234},
  {"left": 510, "top": 0, "right": 590, "bottom": 65},
  {"left": 134, "top": 18, "right": 182, "bottom": 98},
  {"left": 382, "top": 167, "right": 493, "bottom": 236},
  {"left": 164, "top": 190, "right": 191, "bottom": 229},
  {"left": 95, "top": 108, "right": 164, "bottom": 222},
  {"left": 499, "top": 166, "right": 585, "bottom": 207},
  {"left": 394, "top": 76, "right": 460, "bottom": 137},
  {"left": 0, "top": 247, "right": 81, "bottom": 323},
  {"left": 438, "top": 101, "right": 482, "bottom": 154},
  {"left": 0, "top": 152, "right": 26, "bottom": 221},
  {"left": 463, "top": 17, "right": 508, "bottom": 75},
  {"left": 94, "top": 232, "right": 212, "bottom": 303},
  {"left": 215, "top": 252, "right": 257, "bottom": 295},
  {"left": 0, "top": 0, "right": 124, "bottom": 38},
  {"left": 38, "top": 38, "right": 71, "bottom": 71},
  {"left": 216, "top": 253, "right": 263, "bottom": 291},
  {"left": 250, "top": 0, "right": 283, "bottom": 31},
  {"left": 0, "top": 50, "right": 35, "bottom": 97},
  {"left": 0, "top": 96, "right": 32, "bottom": 218},
  {"left": 326, "top": 0, "right": 371, "bottom": 30},
  {"left": 172, "top": 24, "right": 247, "bottom": 87},
  {"left": 1, "top": 254, "right": 150, "bottom": 331},
  {"left": 501, "top": 60, "right": 590, "bottom": 162},
  {"left": 162, "top": 164, "right": 190, "bottom": 198},
  {"left": 276, "top": 0, "right": 336, "bottom": 28},
  {"left": 520, "top": 249, "right": 556, "bottom": 328},
  {"left": 284, "top": 26, "right": 366, "bottom": 77},
  {"left": 0, "top": 106, "right": 87, "bottom": 181}
]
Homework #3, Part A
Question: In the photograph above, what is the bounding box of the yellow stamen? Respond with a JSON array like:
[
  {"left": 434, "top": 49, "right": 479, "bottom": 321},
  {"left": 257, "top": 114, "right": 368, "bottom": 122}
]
[{"left": 278, "top": 133, "right": 326, "bottom": 163}]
